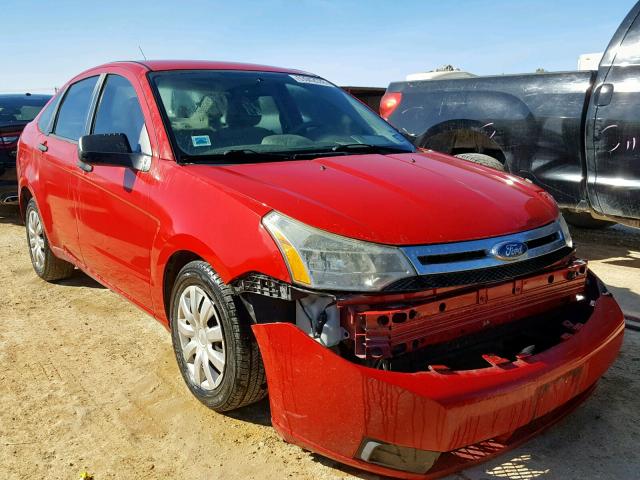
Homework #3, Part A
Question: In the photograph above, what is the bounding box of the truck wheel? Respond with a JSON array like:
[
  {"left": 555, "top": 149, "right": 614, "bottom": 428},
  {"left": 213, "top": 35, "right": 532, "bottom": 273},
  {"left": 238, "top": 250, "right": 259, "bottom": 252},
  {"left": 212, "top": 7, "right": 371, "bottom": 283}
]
[
  {"left": 455, "top": 153, "right": 505, "bottom": 171},
  {"left": 562, "top": 211, "right": 615, "bottom": 229},
  {"left": 25, "top": 198, "right": 75, "bottom": 281},
  {"left": 170, "top": 260, "right": 267, "bottom": 412}
]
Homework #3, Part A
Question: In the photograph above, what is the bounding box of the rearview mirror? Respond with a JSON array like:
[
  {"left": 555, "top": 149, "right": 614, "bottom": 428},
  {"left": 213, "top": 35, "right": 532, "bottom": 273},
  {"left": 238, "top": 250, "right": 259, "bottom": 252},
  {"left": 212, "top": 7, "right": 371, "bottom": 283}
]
[{"left": 78, "top": 133, "right": 150, "bottom": 172}]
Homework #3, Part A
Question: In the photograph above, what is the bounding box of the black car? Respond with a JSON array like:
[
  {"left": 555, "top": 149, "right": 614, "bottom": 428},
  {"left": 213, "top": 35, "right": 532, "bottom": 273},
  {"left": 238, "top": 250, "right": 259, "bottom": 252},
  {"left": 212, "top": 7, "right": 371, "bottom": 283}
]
[{"left": 1, "top": 93, "right": 51, "bottom": 211}]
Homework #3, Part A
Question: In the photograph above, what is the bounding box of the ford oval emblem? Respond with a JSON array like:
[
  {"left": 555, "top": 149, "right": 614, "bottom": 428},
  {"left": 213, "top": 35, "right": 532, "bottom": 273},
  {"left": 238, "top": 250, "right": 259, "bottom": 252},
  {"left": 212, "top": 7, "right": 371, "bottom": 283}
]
[{"left": 492, "top": 241, "right": 528, "bottom": 261}]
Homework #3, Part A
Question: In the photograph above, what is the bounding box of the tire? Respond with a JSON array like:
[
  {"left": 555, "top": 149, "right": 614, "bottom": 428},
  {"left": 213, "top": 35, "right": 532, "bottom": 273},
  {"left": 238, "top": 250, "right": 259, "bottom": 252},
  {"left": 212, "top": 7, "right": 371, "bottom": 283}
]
[
  {"left": 455, "top": 153, "right": 505, "bottom": 171},
  {"left": 170, "top": 260, "right": 267, "bottom": 412},
  {"left": 25, "top": 198, "right": 75, "bottom": 281},
  {"left": 562, "top": 210, "right": 615, "bottom": 229}
]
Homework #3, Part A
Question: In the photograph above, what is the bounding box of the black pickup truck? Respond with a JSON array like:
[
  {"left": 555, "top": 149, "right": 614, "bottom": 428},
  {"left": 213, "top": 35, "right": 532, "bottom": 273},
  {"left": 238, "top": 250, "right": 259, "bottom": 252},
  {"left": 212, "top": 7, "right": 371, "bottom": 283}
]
[{"left": 381, "top": 2, "right": 640, "bottom": 229}]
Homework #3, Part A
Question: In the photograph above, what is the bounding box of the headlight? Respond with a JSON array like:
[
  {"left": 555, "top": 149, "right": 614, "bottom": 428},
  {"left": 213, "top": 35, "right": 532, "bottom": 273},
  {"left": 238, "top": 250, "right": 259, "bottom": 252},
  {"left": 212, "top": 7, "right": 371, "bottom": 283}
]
[
  {"left": 558, "top": 213, "right": 573, "bottom": 249},
  {"left": 263, "top": 211, "right": 416, "bottom": 291}
]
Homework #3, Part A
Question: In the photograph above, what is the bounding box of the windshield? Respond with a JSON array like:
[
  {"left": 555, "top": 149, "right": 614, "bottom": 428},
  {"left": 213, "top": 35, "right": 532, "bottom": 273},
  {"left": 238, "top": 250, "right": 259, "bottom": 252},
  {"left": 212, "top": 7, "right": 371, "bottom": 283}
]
[
  {"left": 149, "top": 70, "right": 414, "bottom": 162},
  {"left": 0, "top": 95, "right": 51, "bottom": 126}
]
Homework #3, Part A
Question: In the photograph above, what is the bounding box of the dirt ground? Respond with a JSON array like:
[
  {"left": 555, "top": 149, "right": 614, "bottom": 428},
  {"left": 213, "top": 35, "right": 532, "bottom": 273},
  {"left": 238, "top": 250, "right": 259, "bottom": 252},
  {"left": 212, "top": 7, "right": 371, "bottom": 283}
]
[{"left": 0, "top": 211, "right": 638, "bottom": 480}]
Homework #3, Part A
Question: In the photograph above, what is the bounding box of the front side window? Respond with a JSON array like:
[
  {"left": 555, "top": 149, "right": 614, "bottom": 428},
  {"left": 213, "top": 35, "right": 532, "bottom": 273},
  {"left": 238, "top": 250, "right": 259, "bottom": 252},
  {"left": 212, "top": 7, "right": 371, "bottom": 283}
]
[
  {"left": 150, "top": 70, "right": 414, "bottom": 162},
  {"left": 92, "top": 75, "right": 150, "bottom": 155},
  {"left": 53, "top": 76, "right": 99, "bottom": 141}
]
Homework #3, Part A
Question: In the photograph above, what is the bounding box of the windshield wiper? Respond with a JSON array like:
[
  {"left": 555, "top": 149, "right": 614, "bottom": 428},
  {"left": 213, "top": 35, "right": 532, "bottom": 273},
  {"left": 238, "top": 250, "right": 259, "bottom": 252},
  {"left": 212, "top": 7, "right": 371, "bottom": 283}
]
[
  {"left": 271, "top": 143, "right": 414, "bottom": 160},
  {"left": 181, "top": 149, "right": 294, "bottom": 164},
  {"left": 180, "top": 145, "right": 414, "bottom": 164},
  {"left": 330, "top": 143, "right": 414, "bottom": 154}
]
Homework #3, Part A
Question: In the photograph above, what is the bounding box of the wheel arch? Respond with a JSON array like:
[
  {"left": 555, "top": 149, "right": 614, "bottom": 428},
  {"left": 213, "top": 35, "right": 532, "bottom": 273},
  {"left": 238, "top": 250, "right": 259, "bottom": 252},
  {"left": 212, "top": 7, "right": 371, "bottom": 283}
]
[
  {"left": 418, "top": 120, "right": 508, "bottom": 165},
  {"left": 155, "top": 236, "right": 229, "bottom": 324},
  {"left": 161, "top": 250, "right": 205, "bottom": 322},
  {"left": 19, "top": 184, "right": 34, "bottom": 222}
]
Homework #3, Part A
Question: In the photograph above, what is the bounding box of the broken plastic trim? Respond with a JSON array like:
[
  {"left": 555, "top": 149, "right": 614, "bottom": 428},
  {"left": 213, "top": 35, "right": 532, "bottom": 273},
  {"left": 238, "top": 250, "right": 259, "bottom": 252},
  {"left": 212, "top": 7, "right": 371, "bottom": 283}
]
[{"left": 234, "top": 273, "right": 294, "bottom": 300}]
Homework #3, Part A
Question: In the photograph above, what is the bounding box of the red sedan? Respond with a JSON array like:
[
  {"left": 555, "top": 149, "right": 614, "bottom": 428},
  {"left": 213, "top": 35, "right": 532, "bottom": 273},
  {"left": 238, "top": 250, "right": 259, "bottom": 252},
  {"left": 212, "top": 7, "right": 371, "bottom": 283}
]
[{"left": 16, "top": 61, "right": 624, "bottom": 478}]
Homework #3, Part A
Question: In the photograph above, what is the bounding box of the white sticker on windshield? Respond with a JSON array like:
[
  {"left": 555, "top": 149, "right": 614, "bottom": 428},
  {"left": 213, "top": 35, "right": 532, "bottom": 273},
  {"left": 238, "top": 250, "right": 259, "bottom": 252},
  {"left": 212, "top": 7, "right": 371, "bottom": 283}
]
[
  {"left": 191, "top": 135, "right": 211, "bottom": 147},
  {"left": 289, "top": 74, "right": 332, "bottom": 87}
]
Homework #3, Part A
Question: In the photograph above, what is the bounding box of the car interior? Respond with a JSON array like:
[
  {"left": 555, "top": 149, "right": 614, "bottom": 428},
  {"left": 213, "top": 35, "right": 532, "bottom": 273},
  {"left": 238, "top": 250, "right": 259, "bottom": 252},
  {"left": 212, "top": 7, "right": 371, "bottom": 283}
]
[{"left": 154, "top": 73, "right": 400, "bottom": 157}]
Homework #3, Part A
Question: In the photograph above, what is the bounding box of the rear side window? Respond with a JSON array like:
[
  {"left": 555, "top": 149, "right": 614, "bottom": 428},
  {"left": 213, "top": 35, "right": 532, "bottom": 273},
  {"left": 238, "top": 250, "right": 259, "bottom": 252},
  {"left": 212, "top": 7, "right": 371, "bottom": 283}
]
[
  {"left": 53, "top": 76, "right": 99, "bottom": 141},
  {"left": 92, "top": 75, "right": 150, "bottom": 154},
  {"left": 0, "top": 95, "right": 50, "bottom": 126},
  {"left": 37, "top": 95, "right": 61, "bottom": 134}
]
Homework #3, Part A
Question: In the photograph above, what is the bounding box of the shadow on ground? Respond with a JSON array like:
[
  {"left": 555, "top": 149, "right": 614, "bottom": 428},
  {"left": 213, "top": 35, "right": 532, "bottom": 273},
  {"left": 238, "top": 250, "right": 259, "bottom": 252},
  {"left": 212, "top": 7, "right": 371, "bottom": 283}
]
[
  {"left": 56, "top": 269, "right": 106, "bottom": 289},
  {"left": 572, "top": 224, "right": 640, "bottom": 266},
  {"left": 225, "top": 397, "right": 272, "bottom": 427}
]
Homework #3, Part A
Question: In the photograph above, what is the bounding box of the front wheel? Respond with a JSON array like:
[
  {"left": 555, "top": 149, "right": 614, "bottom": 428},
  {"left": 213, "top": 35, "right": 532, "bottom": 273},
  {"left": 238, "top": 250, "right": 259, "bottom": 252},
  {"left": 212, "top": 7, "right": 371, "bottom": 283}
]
[
  {"left": 170, "top": 261, "right": 266, "bottom": 412},
  {"left": 25, "top": 198, "right": 75, "bottom": 281}
]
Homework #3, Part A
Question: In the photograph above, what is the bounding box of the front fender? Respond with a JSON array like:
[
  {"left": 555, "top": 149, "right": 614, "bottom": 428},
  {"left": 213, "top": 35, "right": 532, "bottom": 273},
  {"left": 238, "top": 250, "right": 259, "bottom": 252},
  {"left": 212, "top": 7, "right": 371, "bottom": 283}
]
[{"left": 150, "top": 222, "right": 290, "bottom": 325}]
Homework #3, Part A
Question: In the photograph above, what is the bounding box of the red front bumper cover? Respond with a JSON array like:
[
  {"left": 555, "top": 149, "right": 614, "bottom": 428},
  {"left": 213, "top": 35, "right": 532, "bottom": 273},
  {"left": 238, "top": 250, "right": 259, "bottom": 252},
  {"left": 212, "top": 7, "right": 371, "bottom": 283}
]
[{"left": 252, "top": 271, "right": 624, "bottom": 479}]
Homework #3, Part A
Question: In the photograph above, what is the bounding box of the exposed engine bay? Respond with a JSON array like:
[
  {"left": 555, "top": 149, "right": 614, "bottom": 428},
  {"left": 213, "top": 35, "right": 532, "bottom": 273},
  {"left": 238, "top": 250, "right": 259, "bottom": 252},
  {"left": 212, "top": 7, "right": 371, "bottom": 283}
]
[{"left": 236, "top": 254, "right": 596, "bottom": 375}]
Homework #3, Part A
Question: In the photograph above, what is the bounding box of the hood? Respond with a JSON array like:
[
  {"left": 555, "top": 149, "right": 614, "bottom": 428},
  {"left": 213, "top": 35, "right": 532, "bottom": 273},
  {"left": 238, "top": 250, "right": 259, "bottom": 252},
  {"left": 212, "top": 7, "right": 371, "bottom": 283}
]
[{"left": 189, "top": 151, "right": 558, "bottom": 245}]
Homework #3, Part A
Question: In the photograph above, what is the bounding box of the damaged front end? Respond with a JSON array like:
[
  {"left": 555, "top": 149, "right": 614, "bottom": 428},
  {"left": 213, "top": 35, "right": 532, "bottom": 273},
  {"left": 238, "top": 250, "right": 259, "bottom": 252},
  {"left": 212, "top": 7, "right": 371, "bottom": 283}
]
[{"left": 234, "top": 221, "right": 624, "bottom": 478}]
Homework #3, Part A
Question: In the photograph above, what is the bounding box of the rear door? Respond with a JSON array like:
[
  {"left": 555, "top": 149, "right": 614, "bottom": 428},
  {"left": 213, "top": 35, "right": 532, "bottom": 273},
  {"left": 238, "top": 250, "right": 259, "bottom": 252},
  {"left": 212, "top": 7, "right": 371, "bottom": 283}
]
[
  {"left": 75, "top": 72, "right": 158, "bottom": 309},
  {"left": 590, "top": 7, "right": 640, "bottom": 220},
  {"left": 38, "top": 76, "right": 99, "bottom": 262}
]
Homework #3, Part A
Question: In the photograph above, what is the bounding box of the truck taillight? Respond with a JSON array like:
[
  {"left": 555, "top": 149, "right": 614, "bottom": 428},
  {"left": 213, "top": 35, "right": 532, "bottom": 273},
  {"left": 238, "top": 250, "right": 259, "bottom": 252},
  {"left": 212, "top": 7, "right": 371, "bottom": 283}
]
[{"left": 379, "top": 92, "right": 402, "bottom": 120}]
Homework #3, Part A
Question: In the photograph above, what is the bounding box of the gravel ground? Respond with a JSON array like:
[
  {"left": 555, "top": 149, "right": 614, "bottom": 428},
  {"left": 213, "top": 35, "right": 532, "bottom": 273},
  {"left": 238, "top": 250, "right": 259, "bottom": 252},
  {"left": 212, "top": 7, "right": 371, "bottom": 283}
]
[{"left": 0, "top": 211, "right": 638, "bottom": 480}]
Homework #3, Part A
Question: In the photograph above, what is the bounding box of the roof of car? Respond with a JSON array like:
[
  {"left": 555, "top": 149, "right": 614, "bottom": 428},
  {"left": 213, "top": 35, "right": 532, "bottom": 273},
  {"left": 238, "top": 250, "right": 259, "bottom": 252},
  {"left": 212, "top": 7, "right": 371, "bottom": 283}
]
[{"left": 111, "top": 60, "right": 310, "bottom": 75}]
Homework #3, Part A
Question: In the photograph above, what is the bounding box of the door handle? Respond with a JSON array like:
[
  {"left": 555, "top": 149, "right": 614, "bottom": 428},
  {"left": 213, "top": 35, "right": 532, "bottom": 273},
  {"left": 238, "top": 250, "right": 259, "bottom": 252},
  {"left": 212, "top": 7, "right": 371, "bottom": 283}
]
[
  {"left": 37, "top": 142, "right": 48, "bottom": 152},
  {"left": 595, "top": 83, "right": 614, "bottom": 107}
]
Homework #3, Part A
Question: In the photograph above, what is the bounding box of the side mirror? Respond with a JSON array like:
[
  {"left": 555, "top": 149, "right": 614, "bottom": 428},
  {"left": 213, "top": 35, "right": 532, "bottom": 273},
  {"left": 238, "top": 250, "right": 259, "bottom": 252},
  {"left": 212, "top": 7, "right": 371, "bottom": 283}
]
[{"left": 77, "top": 133, "right": 150, "bottom": 172}]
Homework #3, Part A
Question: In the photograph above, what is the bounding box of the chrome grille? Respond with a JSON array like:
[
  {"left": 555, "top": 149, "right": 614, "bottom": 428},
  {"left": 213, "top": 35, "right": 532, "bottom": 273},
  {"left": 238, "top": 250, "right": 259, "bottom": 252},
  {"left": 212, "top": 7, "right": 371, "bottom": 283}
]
[
  {"left": 400, "top": 221, "right": 570, "bottom": 276},
  {"left": 385, "top": 246, "right": 573, "bottom": 291}
]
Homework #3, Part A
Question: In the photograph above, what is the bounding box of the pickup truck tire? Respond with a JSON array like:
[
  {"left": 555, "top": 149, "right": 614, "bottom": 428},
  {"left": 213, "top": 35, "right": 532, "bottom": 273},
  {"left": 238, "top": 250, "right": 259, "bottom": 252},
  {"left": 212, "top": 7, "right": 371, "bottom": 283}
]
[
  {"left": 454, "top": 153, "right": 505, "bottom": 171},
  {"left": 562, "top": 211, "right": 615, "bottom": 229},
  {"left": 170, "top": 260, "right": 267, "bottom": 412},
  {"left": 25, "top": 198, "right": 75, "bottom": 281}
]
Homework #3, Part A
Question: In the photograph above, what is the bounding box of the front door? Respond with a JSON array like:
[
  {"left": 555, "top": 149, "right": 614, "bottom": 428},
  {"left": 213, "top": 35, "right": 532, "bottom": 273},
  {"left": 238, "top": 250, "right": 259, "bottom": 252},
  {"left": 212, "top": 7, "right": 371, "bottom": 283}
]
[
  {"left": 75, "top": 73, "right": 158, "bottom": 309},
  {"left": 591, "top": 11, "right": 640, "bottom": 220}
]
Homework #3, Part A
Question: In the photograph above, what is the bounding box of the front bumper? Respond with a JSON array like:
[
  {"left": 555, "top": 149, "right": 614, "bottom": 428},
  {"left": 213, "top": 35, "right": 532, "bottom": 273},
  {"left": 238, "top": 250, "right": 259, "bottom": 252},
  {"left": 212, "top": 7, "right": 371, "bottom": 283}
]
[{"left": 252, "top": 272, "right": 624, "bottom": 479}]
